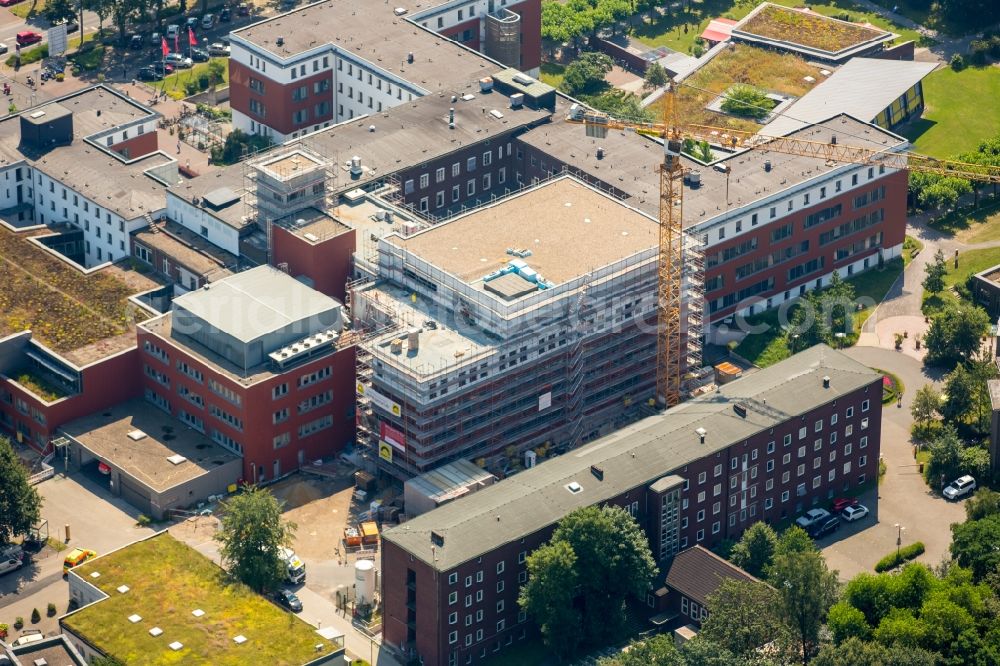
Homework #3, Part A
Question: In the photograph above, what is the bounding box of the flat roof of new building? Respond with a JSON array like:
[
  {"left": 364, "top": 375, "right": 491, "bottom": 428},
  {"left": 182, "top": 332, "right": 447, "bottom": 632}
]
[
  {"left": 383, "top": 344, "right": 880, "bottom": 570},
  {"left": 60, "top": 399, "right": 239, "bottom": 493},
  {"left": 0, "top": 86, "right": 175, "bottom": 222},
  {"left": 274, "top": 206, "right": 352, "bottom": 243},
  {"left": 168, "top": 162, "right": 250, "bottom": 230},
  {"left": 256, "top": 150, "right": 324, "bottom": 181},
  {"left": 519, "top": 105, "right": 907, "bottom": 221},
  {"left": 761, "top": 58, "right": 938, "bottom": 137},
  {"left": 232, "top": 0, "right": 496, "bottom": 93},
  {"left": 171, "top": 265, "right": 342, "bottom": 344},
  {"left": 9, "top": 635, "right": 86, "bottom": 666},
  {"left": 62, "top": 532, "right": 343, "bottom": 666},
  {"left": 394, "top": 176, "right": 658, "bottom": 285}
]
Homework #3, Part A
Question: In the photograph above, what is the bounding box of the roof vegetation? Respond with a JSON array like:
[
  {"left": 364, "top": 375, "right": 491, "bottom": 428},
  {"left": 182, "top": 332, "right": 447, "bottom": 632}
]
[
  {"left": 0, "top": 226, "right": 147, "bottom": 352},
  {"left": 62, "top": 532, "right": 340, "bottom": 666},
  {"left": 739, "top": 4, "right": 888, "bottom": 53}
]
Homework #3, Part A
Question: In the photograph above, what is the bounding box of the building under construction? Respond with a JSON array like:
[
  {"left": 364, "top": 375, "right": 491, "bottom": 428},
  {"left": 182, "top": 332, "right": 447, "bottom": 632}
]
[{"left": 352, "top": 175, "right": 702, "bottom": 479}]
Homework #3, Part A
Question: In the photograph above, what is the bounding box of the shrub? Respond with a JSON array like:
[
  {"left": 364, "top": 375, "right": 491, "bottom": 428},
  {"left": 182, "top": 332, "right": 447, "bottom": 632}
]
[
  {"left": 136, "top": 514, "right": 151, "bottom": 527},
  {"left": 874, "top": 542, "right": 926, "bottom": 572},
  {"left": 0, "top": 623, "right": 8, "bottom": 640},
  {"left": 692, "top": 44, "right": 705, "bottom": 58},
  {"left": 950, "top": 53, "right": 965, "bottom": 71},
  {"left": 721, "top": 84, "right": 774, "bottom": 119},
  {"left": 970, "top": 40, "right": 990, "bottom": 65},
  {"left": 55, "top": 72, "right": 64, "bottom": 82},
  {"left": 13, "top": 617, "right": 23, "bottom": 629},
  {"left": 911, "top": 420, "right": 942, "bottom": 443},
  {"left": 46, "top": 602, "right": 57, "bottom": 616},
  {"left": 990, "top": 35, "right": 1000, "bottom": 58},
  {"left": 197, "top": 73, "right": 210, "bottom": 90},
  {"left": 30, "top": 608, "right": 40, "bottom": 623},
  {"left": 184, "top": 80, "right": 200, "bottom": 96}
]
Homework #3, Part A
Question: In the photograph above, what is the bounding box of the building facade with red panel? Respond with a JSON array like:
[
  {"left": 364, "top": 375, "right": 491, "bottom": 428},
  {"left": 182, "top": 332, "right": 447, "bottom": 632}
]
[
  {"left": 136, "top": 266, "right": 356, "bottom": 483},
  {"left": 381, "top": 345, "right": 883, "bottom": 665},
  {"left": 227, "top": 0, "right": 541, "bottom": 143}
]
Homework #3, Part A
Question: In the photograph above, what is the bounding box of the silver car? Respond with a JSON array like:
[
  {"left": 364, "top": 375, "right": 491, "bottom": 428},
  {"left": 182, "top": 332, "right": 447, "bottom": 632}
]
[{"left": 943, "top": 475, "right": 976, "bottom": 500}]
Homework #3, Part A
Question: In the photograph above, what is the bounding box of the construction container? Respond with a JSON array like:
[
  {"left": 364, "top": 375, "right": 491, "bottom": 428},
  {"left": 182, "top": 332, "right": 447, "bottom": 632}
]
[
  {"left": 360, "top": 521, "right": 380, "bottom": 545},
  {"left": 344, "top": 526, "right": 362, "bottom": 547},
  {"left": 714, "top": 361, "right": 743, "bottom": 384},
  {"left": 355, "top": 471, "right": 375, "bottom": 493}
]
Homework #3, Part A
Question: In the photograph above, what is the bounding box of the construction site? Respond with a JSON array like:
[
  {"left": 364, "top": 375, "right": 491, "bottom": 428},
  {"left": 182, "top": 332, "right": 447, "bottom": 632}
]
[{"left": 351, "top": 174, "right": 704, "bottom": 479}]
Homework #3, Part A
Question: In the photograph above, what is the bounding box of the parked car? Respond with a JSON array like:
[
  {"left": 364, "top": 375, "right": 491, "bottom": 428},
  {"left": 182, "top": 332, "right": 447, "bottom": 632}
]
[
  {"left": 943, "top": 475, "right": 976, "bottom": 500},
  {"left": 219, "top": 6, "right": 231, "bottom": 21},
  {"left": 0, "top": 0, "right": 25, "bottom": 7},
  {"left": 841, "top": 504, "right": 870, "bottom": 522},
  {"left": 137, "top": 66, "right": 158, "bottom": 81},
  {"left": 201, "top": 13, "right": 215, "bottom": 28},
  {"left": 831, "top": 497, "right": 859, "bottom": 513},
  {"left": 237, "top": 2, "right": 249, "bottom": 15},
  {"left": 274, "top": 588, "right": 303, "bottom": 612},
  {"left": 150, "top": 62, "right": 174, "bottom": 77},
  {"left": 0, "top": 43, "right": 8, "bottom": 55},
  {"left": 52, "top": 18, "right": 78, "bottom": 32},
  {"left": 164, "top": 52, "right": 193, "bottom": 68},
  {"left": 149, "top": 31, "right": 162, "bottom": 45},
  {"left": 185, "top": 16, "right": 200, "bottom": 30},
  {"left": 16, "top": 31, "right": 43, "bottom": 47},
  {"left": 794, "top": 508, "right": 831, "bottom": 530},
  {"left": 63, "top": 548, "right": 97, "bottom": 575},
  {"left": 165, "top": 24, "right": 180, "bottom": 40},
  {"left": 0, "top": 557, "right": 22, "bottom": 577},
  {"left": 190, "top": 47, "right": 209, "bottom": 62},
  {"left": 208, "top": 42, "right": 230, "bottom": 57},
  {"left": 10, "top": 631, "right": 43, "bottom": 648},
  {"left": 808, "top": 515, "right": 841, "bottom": 539},
  {"left": 129, "top": 34, "right": 143, "bottom": 50}
]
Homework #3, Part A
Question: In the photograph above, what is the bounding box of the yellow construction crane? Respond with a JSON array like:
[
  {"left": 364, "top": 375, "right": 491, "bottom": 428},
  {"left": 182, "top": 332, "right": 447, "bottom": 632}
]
[{"left": 567, "top": 82, "right": 1000, "bottom": 408}]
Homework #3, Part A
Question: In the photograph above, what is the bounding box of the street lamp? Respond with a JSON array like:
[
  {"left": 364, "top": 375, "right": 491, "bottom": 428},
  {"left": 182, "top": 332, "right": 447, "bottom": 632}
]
[{"left": 894, "top": 523, "right": 905, "bottom": 559}]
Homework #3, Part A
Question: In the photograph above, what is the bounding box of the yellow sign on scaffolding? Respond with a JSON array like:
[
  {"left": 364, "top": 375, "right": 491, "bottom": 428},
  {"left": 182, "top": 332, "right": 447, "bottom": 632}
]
[{"left": 379, "top": 441, "right": 393, "bottom": 462}]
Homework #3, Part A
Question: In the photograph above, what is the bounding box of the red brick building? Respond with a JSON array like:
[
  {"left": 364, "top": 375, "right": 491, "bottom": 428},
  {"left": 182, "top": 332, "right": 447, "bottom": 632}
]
[
  {"left": 381, "top": 345, "right": 882, "bottom": 665},
  {"left": 136, "top": 266, "right": 356, "bottom": 482},
  {"left": 227, "top": 0, "right": 541, "bottom": 142}
]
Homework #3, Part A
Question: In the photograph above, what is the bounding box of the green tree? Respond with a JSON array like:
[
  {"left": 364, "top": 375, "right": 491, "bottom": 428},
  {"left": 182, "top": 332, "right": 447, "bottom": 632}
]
[
  {"left": 812, "top": 637, "right": 937, "bottom": 666},
  {"left": 207, "top": 59, "right": 226, "bottom": 86},
  {"left": 923, "top": 249, "right": 948, "bottom": 294},
  {"left": 768, "top": 548, "right": 838, "bottom": 663},
  {"left": 560, "top": 52, "right": 613, "bottom": 96},
  {"left": 729, "top": 521, "right": 778, "bottom": 578},
  {"left": 924, "top": 304, "right": 990, "bottom": 368},
  {"left": 951, "top": 514, "right": 1000, "bottom": 581},
  {"left": 643, "top": 62, "right": 669, "bottom": 91},
  {"left": 110, "top": 0, "right": 143, "bottom": 44},
  {"left": 910, "top": 384, "right": 942, "bottom": 423},
  {"left": 215, "top": 486, "right": 296, "bottom": 592},
  {"left": 926, "top": 424, "right": 963, "bottom": 484},
  {"left": 0, "top": 436, "right": 42, "bottom": 548},
  {"left": 721, "top": 84, "right": 773, "bottom": 120},
  {"left": 210, "top": 129, "right": 273, "bottom": 165},
  {"left": 826, "top": 601, "right": 871, "bottom": 643},
  {"left": 965, "top": 488, "right": 1000, "bottom": 521},
  {"left": 959, "top": 446, "right": 991, "bottom": 482},
  {"left": 678, "top": 637, "right": 745, "bottom": 666},
  {"left": 941, "top": 364, "right": 976, "bottom": 423},
  {"left": 588, "top": 89, "right": 653, "bottom": 121},
  {"left": 598, "top": 634, "right": 682, "bottom": 666},
  {"left": 45, "top": 0, "right": 75, "bottom": 21},
  {"left": 518, "top": 540, "right": 582, "bottom": 659},
  {"left": 775, "top": 525, "right": 816, "bottom": 557},
  {"left": 551, "top": 505, "right": 656, "bottom": 641},
  {"left": 788, "top": 291, "right": 830, "bottom": 353},
  {"left": 700, "top": 579, "right": 786, "bottom": 659}
]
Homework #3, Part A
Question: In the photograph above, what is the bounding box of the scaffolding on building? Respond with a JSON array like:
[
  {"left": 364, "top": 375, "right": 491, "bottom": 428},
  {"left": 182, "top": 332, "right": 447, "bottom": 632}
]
[{"left": 242, "top": 146, "right": 336, "bottom": 265}]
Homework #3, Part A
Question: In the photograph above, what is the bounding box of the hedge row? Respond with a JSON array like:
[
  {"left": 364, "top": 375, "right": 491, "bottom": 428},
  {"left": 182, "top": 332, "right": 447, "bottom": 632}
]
[{"left": 875, "top": 541, "right": 926, "bottom": 572}]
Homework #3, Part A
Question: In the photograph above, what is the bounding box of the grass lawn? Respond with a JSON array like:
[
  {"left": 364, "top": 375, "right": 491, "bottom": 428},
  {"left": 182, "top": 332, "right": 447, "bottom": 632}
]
[
  {"left": 630, "top": 0, "right": 926, "bottom": 56},
  {"left": 64, "top": 532, "right": 341, "bottom": 666},
  {"left": 734, "top": 258, "right": 905, "bottom": 367},
  {"left": 904, "top": 66, "right": 1000, "bottom": 159},
  {"left": 156, "top": 58, "right": 229, "bottom": 100},
  {"left": 873, "top": 367, "right": 904, "bottom": 403},
  {"left": 904, "top": 234, "right": 924, "bottom": 265},
  {"left": 539, "top": 61, "right": 566, "bottom": 90},
  {"left": 922, "top": 245, "right": 1000, "bottom": 314},
  {"left": 927, "top": 199, "right": 1000, "bottom": 238},
  {"left": 10, "top": 0, "right": 47, "bottom": 18}
]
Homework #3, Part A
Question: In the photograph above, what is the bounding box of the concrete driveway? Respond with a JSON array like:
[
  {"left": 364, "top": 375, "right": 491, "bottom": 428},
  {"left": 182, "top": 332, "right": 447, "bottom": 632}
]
[{"left": 817, "top": 347, "right": 964, "bottom": 579}]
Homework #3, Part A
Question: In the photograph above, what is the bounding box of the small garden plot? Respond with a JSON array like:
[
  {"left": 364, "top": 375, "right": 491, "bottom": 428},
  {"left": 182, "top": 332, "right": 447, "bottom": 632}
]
[
  {"left": 739, "top": 4, "right": 888, "bottom": 53},
  {"left": 706, "top": 83, "right": 796, "bottom": 123}
]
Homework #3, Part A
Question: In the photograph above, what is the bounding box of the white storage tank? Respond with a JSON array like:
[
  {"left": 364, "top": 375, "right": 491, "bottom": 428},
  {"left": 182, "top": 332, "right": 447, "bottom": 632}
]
[{"left": 355, "top": 559, "right": 376, "bottom": 606}]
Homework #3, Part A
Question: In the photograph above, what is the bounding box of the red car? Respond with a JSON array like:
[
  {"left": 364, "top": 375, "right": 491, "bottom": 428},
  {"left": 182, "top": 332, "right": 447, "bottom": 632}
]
[
  {"left": 16, "top": 31, "right": 42, "bottom": 47},
  {"left": 0, "top": 0, "right": 26, "bottom": 7},
  {"left": 831, "top": 497, "right": 860, "bottom": 513}
]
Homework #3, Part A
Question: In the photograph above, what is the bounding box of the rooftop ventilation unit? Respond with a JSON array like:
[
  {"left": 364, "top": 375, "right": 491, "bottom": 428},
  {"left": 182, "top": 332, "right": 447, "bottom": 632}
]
[
  {"left": 276, "top": 36, "right": 284, "bottom": 46},
  {"left": 695, "top": 427, "right": 707, "bottom": 444},
  {"left": 566, "top": 481, "right": 583, "bottom": 494},
  {"left": 733, "top": 403, "right": 747, "bottom": 418},
  {"left": 590, "top": 465, "right": 604, "bottom": 481},
  {"left": 822, "top": 375, "right": 830, "bottom": 388},
  {"left": 167, "top": 454, "right": 187, "bottom": 465},
  {"left": 127, "top": 429, "right": 147, "bottom": 441},
  {"left": 431, "top": 531, "right": 445, "bottom": 546}
]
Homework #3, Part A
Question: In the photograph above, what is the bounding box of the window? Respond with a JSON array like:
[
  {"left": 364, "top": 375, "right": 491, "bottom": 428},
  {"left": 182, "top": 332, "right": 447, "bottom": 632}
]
[
  {"left": 483, "top": 151, "right": 492, "bottom": 166},
  {"left": 476, "top": 571, "right": 484, "bottom": 583},
  {"left": 467, "top": 179, "right": 475, "bottom": 196},
  {"left": 436, "top": 167, "right": 446, "bottom": 183},
  {"left": 496, "top": 561, "right": 505, "bottom": 574},
  {"left": 273, "top": 433, "right": 290, "bottom": 449},
  {"left": 696, "top": 529, "right": 705, "bottom": 542},
  {"left": 272, "top": 383, "right": 288, "bottom": 399},
  {"left": 449, "top": 631, "right": 458, "bottom": 644},
  {"left": 782, "top": 490, "right": 790, "bottom": 502},
  {"left": 449, "top": 572, "right": 458, "bottom": 585},
  {"left": 420, "top": 173, "right": 429, "bottom": 189},
  {"left": 698, "top": 471, "right": 707, "bottom": 484},
  {"left": 862, "top": 400, "right": 870, "bottom": 412},
  {"left": 497, "top": 581, "right": 504, "bottom": 593},
  {"left": 467, "top": 157, "right": 477, "bottom": 172}
]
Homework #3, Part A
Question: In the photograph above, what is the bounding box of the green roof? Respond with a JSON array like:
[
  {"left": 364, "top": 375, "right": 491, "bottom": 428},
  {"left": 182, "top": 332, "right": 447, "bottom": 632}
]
[{"left": 62, "top": 532, "right": 341, "bottom": 666}]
